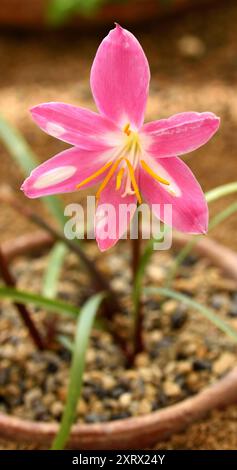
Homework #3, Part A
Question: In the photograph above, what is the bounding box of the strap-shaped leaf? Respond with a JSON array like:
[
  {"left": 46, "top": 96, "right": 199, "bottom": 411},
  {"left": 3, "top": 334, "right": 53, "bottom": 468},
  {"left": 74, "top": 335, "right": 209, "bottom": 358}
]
[
  {"left": 0, "top": 286, "right": 79, "bottom": 317},
  {"left": 51, "top": 292, "right": 105, "bottom": 450},
  {"left": 42, "top": 243, "right": 67, "bottom": 299}
]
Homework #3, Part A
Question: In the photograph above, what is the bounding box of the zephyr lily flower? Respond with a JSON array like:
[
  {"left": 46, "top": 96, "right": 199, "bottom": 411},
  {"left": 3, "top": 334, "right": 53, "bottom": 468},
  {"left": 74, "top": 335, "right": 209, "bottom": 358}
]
[{"left": 21, "top": 24, "right": 220, "bottom": 251}]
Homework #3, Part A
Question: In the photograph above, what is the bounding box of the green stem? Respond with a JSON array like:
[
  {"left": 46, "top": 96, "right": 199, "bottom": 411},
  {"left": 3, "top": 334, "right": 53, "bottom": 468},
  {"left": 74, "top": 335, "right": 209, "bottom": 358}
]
[
  {"left": 132, "top": 214, "right": 144, "bottom": 357},
  {"left": 205, "top": 182, "right": 237, "bottom": 203}
]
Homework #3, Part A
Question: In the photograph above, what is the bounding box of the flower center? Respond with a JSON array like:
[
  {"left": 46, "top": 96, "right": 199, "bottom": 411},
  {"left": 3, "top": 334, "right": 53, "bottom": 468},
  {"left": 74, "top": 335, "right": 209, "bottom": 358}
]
[{"left": 76, "top": 122, "right": 170, "bottom": 204}]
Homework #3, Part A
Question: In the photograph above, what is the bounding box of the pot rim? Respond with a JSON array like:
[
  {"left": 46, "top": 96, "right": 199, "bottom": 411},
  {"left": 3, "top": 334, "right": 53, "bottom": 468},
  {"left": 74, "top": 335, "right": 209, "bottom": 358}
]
[{"left": 0, "top": 231, "right": 237, "bottom": 449}]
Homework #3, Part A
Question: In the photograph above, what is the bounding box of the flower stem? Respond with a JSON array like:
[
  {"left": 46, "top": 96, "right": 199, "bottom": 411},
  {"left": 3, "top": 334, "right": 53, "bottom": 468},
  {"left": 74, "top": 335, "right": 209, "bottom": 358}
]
[
  {"left": 0, "top": 247, "right": 45, "bottom": 350},
  {"left": 132, "top": 213, "right": 144, "bottom": 356}
]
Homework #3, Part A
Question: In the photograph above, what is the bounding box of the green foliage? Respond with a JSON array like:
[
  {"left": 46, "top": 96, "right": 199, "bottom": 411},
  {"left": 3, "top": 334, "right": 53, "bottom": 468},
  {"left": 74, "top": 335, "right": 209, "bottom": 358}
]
[
  {"left": 0, "top": 286, "right": 79, "bottom": 317},
  {"left": 51, "top": 293, "right": 105, "bottom": 450},
  {"left": 47, "top": 0, "right": 106, "bottom": 25},
  {"left": 42, "top": 243, "right": 68, "bottom": 299}
]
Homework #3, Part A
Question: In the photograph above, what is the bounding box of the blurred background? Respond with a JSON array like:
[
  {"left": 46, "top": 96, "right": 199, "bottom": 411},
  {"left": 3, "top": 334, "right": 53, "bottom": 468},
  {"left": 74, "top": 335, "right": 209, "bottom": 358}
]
[{"left": 0, "top": 0, "right": 236, "bottom": 449}]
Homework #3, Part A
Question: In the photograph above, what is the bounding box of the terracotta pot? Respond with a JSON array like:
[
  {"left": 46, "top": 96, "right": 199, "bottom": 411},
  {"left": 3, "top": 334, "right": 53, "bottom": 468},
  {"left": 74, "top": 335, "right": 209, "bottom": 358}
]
[
  {"left": 0, "top": 0, "right": 219, "bottom": 29},
  {"left": 0, "top": 231, "right": 237, "bottom": 449}
]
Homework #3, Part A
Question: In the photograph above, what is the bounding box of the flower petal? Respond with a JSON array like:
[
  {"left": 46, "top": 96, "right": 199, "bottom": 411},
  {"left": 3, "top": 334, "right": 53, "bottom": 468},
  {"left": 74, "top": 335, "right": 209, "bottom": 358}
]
[
  {"left": 140, "top": 156, "right": 208, "bottom": 234},
  {"left": 30, "top": 102, "right": 120, "bottom": 150},
  {"left": 90, "top": 24, "right": 150, "bottom": 130},
  {"left": 143, "top": 112, "right": 220, "bottom": 158},
  {"left": 21, "top": 147, "right": 112, "bottom": 198},
  {"left": 95, "top": 174, "right": 137, "bottom": 251}
]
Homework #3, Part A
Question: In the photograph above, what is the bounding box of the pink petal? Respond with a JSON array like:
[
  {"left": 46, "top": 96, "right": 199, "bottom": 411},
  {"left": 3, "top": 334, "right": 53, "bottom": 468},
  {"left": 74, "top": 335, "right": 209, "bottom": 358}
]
[
  {"left": 143, "top": 112, "right": 220, "bottom": 158},
  {"left": 30, "top": 102, "right": 119, "bottom": 151},
  {"left": 95, "top": 173, "right": 137, "bottom": 251},
  {"left": 21, "top": 147, "right": 111, "bottom": 198},
  {"left": 140, "top": 156, "right": 208, "bottom": 234},
  {"left": 90, "top": 24, "right": 150, "bottom": 130}
]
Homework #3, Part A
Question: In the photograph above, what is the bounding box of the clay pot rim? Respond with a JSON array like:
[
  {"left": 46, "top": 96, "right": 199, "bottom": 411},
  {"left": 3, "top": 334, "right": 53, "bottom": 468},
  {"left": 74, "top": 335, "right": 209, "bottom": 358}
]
[{"left": 0, "top": 231, "right": 237, "bottom": 449}]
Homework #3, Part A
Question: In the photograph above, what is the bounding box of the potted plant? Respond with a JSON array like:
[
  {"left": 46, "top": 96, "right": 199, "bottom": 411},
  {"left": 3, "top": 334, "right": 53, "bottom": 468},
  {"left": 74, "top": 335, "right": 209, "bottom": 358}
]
[{"left": 0, "top": 24, "right": 237, "bottom": 450}]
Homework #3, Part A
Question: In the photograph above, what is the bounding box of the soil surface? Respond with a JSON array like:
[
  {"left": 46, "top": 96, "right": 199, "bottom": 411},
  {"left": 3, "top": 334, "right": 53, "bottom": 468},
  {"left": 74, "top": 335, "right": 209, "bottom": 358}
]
[{"left": 0, "top": 0, "right": 237, "bottom": 450}]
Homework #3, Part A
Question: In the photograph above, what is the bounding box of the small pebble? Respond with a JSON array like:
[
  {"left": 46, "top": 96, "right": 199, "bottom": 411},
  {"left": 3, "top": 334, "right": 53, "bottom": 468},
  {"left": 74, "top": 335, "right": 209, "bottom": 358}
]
[
  {"left": 50, "top": 401, "right": 63, "bottom": 418},
  {"left": 186, "top": 373, "right": 200, "bottom": 393},
  {"left": 193, "top": 359, "right": 212, "bottom": 371},
  {"left": 163, "top": 300, "right": 177, "bottom": 315},
  {"left": 119, "top": 393, "right": 132, "bottom": 408},
  {"left": 137, "top": 399, "right": 152, "bottom": 415},
  {"left": 170, "top": 309, "right": 188, "bottom": 329},
  {"left": 228, "top": 303, "right": 237, "bottom": 317},
  {"left": 134, "top": 353, "right": 150, "bottom": 368},
  {"left": 24, "top": 388, "right": 42, "bottom": 408},
  {"left": 213, "top": 353, "right": 236, "bottom": 376},
  {"left": 163, "top": 381, "right": 181, "bottom": 398},
  {"left": 147, "top": 265, "right": 164, "bottom": 282},
  {"left": 85, "top": 413, "right": 107, "bottom": 423},
  {"left": 77, "top": 398, "right": 88, "bottom": 415},
  {"left": 211, "top": 294, "right": 228, "bottom": 310},
  {"left": 176, "top": 361, "right": 192, "bottom": 374}
]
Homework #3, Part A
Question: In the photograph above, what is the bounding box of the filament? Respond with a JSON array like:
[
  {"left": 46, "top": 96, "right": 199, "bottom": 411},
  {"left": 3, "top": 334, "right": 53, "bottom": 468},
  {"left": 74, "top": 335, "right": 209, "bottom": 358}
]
[
  {"left": 76, "top": 161, "right": 113, "bottom": 189},
  {"left": 125, "top": 158, "right": 142, "bottom": 204},
  {"left": 140, "top": 160, "right": 170, "bottom": 186},
  {"left": 96, "top": 157, "right": 123, "bottom": 202}
]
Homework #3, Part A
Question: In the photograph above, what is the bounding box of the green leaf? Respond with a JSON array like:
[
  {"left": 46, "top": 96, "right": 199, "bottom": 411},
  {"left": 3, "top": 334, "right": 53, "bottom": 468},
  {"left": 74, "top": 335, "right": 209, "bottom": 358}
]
[
  {"left": 0, "top": 115, "right": 65, "bottom": 227},
  {"left": 144, "top": 287, "right": 237, "bottom": 343},
  {"left": 206, "top": 182, "right": 237, "bottom": 203},
  {"left": 0, "top": 286, "right": 79, "bottom": 317},
  {"left": 0, "top": 115, "right": 37, "bottom": 174},
  {"left": 47, "top": 0, "right": 103, "bottom": 25},
  {"left": 42, "top": 243, "right": 67, "bottom": 299},
  {"left": 51, "top": 293, "right": 105, "bottom": 450}
]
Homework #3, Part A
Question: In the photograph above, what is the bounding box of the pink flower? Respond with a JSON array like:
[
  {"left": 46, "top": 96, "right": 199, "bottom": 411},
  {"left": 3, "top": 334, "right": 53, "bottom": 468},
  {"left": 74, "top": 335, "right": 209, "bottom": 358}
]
[{"left": 21, "top": 24, "right": 220, "bottom": 251}]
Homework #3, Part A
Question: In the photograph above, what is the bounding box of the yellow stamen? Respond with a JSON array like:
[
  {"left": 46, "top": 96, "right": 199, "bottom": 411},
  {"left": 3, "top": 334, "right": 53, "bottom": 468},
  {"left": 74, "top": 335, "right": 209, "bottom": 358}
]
[
  {"left": 96, "top": 157, "right": 123, "bottom": 202},
  {"left": 123, "top": 123, "right": 131, "bottom": 136},
  {"left": 125, "top": 159, "right": 142, "bottom": 204},
  {"left": 76, "top": 161, "right": 113, "bottom": 189},
  {"left": 140, "top": 160, "right": 170, "bottom": 186},
  {"left": 116, "top": 167, "right": 125, "bottom": 190}
]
